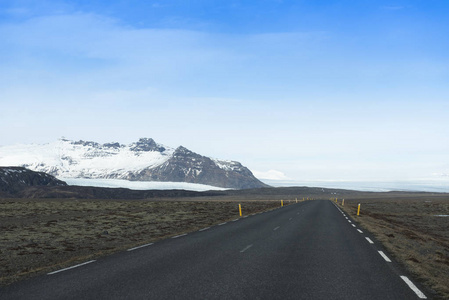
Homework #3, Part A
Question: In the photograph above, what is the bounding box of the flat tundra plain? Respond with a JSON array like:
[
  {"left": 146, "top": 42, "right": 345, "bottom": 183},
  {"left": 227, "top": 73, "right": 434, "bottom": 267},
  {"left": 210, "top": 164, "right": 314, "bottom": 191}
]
[
  {"left": 1, "top": 191, "right": 448, "bottom": 298},
  {"left": 339, "top": 194, "right": 449, "bottom": 299},
  {"left": 0, "top": 199, "right": 282, "bottom": 285}
]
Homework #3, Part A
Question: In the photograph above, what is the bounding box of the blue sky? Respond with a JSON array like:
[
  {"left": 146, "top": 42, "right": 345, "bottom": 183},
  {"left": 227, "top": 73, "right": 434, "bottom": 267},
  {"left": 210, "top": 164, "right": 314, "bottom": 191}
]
[{"left": 1, "top": 0, "right": 448, "bottom": 182}]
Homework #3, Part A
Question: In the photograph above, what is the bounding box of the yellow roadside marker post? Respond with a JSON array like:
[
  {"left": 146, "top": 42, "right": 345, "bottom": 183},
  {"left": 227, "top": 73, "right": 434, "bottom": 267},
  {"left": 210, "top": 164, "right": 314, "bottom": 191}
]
[
  {"left": 239, "top": 204, "right": 242, "bottom": 217},
  {"left": 342, "top": 199, "right": 344, "bottom": 206},
  {"left": 281, "top": 200, "right": 284, "bottom": 207},
  {"left": 357, "top": 203, "right": 361, "bottom": 216},
  {"left": 296, "top": 198, "right": 298, "bottom": 203}
]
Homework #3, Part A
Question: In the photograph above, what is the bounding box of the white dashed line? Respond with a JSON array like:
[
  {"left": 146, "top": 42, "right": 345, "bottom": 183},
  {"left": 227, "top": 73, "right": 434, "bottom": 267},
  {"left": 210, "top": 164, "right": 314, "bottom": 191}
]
[
  {"left": 127, "top": 243, "right": 154, "bottom": 251},
  {"left": 273, "top": 226, "right": 280, "bottom": 231},
  {"left": 199, "top": 227, "right": 210, "bottom": 232},
  {"left": 378, "top": 251, "right": 392, "bottom": 262},
  {"left": 400, "top": 276, "right": 427, "bottom": 299},
  {"left": 352, "top": 224, "right": 356, "bottom": 227},
  {"left": 240, "top": 244, "right": 253, "bottom": 253},
  {"left": 357, "top": 229, "right": 363, "bottom": 233},
  {"left": 48, "top": 260, "right": 96, "bottom": 275},
  {"left": 345, "top": 217, "right": 348, "bottom": 219},
  {"left": 348, "top": 220, "right": 352, "bottom": 223},
  {"left": 365, "top": 237, "right": 374, "bottom": 244},
  {"left": 289, "top": 218, "right": 292, "bottom": 220},
  {"left": 172, "top": 233, "right": 187, "bottom": 239}
]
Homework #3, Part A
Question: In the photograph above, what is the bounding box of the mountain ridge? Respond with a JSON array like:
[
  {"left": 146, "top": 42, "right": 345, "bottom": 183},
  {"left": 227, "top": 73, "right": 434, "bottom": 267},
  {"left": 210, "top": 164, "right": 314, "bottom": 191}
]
[{"left": 0, "top": 138, "right": 268, "bottom": 189}]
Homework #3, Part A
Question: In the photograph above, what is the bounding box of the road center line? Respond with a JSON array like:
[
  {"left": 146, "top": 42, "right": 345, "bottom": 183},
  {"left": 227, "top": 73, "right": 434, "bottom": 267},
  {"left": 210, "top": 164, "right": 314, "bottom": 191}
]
[
  {"left": 172, "top": 233, "right": 187, "bottom": 239},
  {"left": 378, "top": 251, "right": 392, "bottom": 262},
  {"left": 365, "top": 237, "right": 374, "bottom": 244},
  {"left": 273, "top": 226, "right": 280, "bottom": 231},
  {"left": 127, "top": 243, "right": 154, "bottom": 251},
  {"left": 400, "top": 276, "right": 427, "bottom": 299},
  {"left": 240, "top": 244, "right": 253, "bottom": 253},
  {"left": 48, "top": 260, "right": 96, "bottom": 275},
  {"left": 199, "top": 227, "right": 210, "bottom": 232}
]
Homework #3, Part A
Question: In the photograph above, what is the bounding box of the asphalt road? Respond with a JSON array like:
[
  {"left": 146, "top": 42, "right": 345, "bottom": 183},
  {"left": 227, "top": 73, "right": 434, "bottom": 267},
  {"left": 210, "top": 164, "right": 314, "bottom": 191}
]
[{"left": 1, "top": 200, "right": 429, "bottom": 299}]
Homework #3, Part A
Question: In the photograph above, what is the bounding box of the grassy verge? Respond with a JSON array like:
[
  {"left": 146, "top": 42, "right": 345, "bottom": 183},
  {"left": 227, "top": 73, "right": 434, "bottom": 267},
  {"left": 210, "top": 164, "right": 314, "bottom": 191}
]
[{"left": 338, "top": 197, "right": 449, "bottom": 299}]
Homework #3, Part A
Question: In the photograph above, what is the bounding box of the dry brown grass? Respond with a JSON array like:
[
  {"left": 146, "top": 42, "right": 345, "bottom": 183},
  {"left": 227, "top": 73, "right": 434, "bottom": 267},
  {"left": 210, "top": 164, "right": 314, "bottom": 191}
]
[
  {"left": 339, "top": 196, "right": 449, "bottom": 299},
  {"left": 0, "top": 198, "right": 287, "bottom": 285}
]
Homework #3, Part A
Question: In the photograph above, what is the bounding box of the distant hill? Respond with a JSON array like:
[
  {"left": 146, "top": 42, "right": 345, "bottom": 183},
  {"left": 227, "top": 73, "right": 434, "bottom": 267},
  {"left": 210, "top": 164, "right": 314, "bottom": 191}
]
[
  {"left": 0, "top": 168, "right": 435, "bottom": 199},
  {"left": 0, "top": 138, "right": 268, "bottom": 189},
  {"left": 0, "top": 167, "right": 67, "bottom": 195}
]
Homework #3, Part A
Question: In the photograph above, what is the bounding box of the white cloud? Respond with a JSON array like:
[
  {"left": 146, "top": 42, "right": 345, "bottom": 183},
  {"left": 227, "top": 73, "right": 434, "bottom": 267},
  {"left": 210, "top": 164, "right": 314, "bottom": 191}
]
[{"left": 253, "top": 170, "right": 290, "bottom": 180}]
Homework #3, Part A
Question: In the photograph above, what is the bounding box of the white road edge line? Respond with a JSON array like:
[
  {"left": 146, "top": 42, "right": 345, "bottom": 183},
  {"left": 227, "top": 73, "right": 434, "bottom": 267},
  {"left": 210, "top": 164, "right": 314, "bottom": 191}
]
[
  {"left": 357, "top": 229, "right": 363, "bottom": 233},
  {"left": 172, "top": 233, "right": 187, "bottom": 239},
  {"left": 127, "top": 243, "right": 154, "bottom": 251},
  {"left": 199, "top": 227, "right": 210, "bottom": 232},
  {"left": 232, "top": 219, "right": 239, "bottom": 222},
  {"left": 378, "top": 251, "right": 392, "bottom": 262},
  {"left": 218, "top": 222, "right": 227, "bottom": 226},
  {"left": 400, "top": 276, "right": 427, "bottom": 299},
  {"left": 240, "top": 244, "right": 253, "bottom": 253},
  {"left": 273, "top": 226, "right": 280, "bottom": 231},
  {"left": 48, "top": 260, "right": 96, "bottom": 275},
  {"left": 365, "top": 237, "right": 374, "bottom": 244}
]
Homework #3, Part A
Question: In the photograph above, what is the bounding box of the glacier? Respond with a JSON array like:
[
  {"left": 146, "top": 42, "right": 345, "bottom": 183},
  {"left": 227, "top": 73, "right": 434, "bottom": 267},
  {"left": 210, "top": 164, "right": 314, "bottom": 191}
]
[{"left": 61, "top": 178, "right": 227, "bottom": 191}]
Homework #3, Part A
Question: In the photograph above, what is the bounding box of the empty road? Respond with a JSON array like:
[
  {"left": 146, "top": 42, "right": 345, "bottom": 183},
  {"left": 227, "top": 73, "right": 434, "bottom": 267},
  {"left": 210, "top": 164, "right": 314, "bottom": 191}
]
[{"left": 1, "top": 200, "right": 428, "bottom": 299}]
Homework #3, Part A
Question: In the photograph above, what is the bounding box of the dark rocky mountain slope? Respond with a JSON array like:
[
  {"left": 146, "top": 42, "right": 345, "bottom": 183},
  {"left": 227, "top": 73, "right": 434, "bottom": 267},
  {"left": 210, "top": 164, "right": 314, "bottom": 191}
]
[
  {"left": 0, "top": 167, "right": 67, "bottom": 195},
  {"left": 129, "top": 146, "right": 268, "bottom": 189}
]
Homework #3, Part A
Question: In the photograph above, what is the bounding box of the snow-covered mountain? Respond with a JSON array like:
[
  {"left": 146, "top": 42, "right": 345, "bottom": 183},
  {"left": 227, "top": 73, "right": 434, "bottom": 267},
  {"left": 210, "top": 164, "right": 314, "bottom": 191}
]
[{"left": 0, "top": 138, "right": 267, "bottom": 189}]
